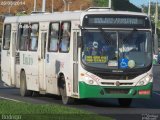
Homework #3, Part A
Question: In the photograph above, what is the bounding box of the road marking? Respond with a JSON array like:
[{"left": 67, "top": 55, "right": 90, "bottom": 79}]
[
  {"left": 0, "top": 96, "right": 24, "bottom": 103},
  {"left": 153, "top": 91, "right": 160, "bottom": 96}
]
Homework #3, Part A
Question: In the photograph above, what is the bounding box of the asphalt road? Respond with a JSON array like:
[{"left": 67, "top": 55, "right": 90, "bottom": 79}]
[{"left": 0, "top": 65, "right": 160, "bottom": 120}]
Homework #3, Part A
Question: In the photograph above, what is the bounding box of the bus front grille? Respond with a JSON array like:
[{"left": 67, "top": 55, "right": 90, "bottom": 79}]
[
  {"left": 95, "top": 73, "right": 141, "bottom": 80},
  {"left": 101, "top": 82, "right": 133, "bottom": 86}
]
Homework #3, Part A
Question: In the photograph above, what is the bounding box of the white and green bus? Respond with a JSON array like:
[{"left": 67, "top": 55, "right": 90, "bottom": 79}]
[{"left": 1, "top": 8, "right": 154, "bottom": 106}]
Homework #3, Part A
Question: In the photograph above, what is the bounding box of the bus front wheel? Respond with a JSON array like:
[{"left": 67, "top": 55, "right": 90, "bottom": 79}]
[
  {"left": 59, "top": 75, "right": 74, "bottom": 105},
  {"left": 118, "top": 98, "right": 132, "bottom": 107},
  {"left": 20, "top": 71, "right": 32, "bottom": 97}
]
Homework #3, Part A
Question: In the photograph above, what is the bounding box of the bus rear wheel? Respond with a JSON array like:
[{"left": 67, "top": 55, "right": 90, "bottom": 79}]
[
  {"left": 118, "top": 98, "right": 132, "bottom": 107},
  {"left": 20, "top": 71, "right": 32, "bottom": 97},
  {"left": 59, "top": 75, "right": 74, "bottom": 105}
]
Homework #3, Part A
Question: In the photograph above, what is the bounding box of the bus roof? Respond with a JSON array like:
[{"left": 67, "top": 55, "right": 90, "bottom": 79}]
[
  {"left": 4, "top": 10, "right": 148, "bottom": 24},
  {"left": 4, "top": 11, "right": 82, "bottom": 23}
]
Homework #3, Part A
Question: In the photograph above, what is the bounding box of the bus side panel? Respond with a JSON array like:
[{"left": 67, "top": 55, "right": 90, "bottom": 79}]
[
  {"left": 1, "top": 50, "right": 11, "bottom": 85},
  {"left": 45, "top": 53, "right": 59, "bottom": 94},
  {"left": 19, "top": 51, "right": 39, "bottom": 91},
  {"left": 15, "top": 64, "right": 21, "bottom": 88},
  {"left": 1, "top": 24, "right": 11, "bottom": 86}
]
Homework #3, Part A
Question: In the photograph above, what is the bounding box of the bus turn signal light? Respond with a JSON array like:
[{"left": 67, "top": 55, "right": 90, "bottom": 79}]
[{"left": 138, "top": 90, "right": 151, "bottom": 95}]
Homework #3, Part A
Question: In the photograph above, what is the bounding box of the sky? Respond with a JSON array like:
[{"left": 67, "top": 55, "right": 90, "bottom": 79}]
[{"left": 130, "top": 0, "right": 160, "bottom": 7}]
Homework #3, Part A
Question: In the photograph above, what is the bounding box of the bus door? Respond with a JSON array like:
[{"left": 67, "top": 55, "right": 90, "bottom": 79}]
[
  {"left": 10, "top": 25, "right": 17, "bottom": 86},
  {"left": 38, "top": 25, "right": 48, "bottom": 92},
  {"left": 1, "top": 23, "right": 17, "bottom": 86},
  {"left": 73, "top": 30, "right": 80, "bottom": 94}
]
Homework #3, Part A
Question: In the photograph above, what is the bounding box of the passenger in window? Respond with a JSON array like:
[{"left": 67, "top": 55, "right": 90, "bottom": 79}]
[
  {"left": 30, "top": 25, "right": 38, "bottom": 50},
  {"left": 83, "top": 33, "right": 94, "bottom": 55},
  {"left": 101, "top": 36, "right": 116, "bottom": 60},
  {"left": 20, "top": 36, "right": 27, "bottom": 50},
  {"left": 20, "top": 26, "right": 29, "bottom": 50},
  {"left": 60, "top": 31, "right": 70, "bottom": 52},
  {"left": 60, "top": 36, "right": 70, "bottom": 52},
  {"left": 90, "top": 41, "right": 101, "bottom": 56},
  {"left": 85, "top": 39, "right": 101, "bottom": 56},
  {"left": 50, "top": 30, "right": 58, "bottom": 51},
  {"left": 30, "top": 35, "right": 38, "bottom": 50},
  {"left": 31, "top": 34, "right": 38, "bottom": 50},
  {"left": 101, "top": 43, "right": 116, "bottom": 59}
]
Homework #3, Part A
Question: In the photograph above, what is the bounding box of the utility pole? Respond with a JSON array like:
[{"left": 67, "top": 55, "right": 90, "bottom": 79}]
[
  {"left": 148, "top": 0, "right": 151, "bottom": 17},
  {"left": 154, "top": 0, "right": 159, "bottom": 55},
  {"left": 155, "top": 0, "right": 158, "bottom": 35},
  {"left": 52, "top": 0, "right": 54, "bottom": 12},
  {"left": 34, "top": 0, "right": 37, "bottom": 11},
  {"left": 9, "top": 5, "right": 12, "bottom": 13},
  {"left": 62, "top": 0, "right": 67, "bottom": 11},
  {"left": 108, "top": 0, "right": 111, "bottom": 8},
  {"left": 67, "top": 2, "right": 72, "bottom": 11},
  {"left": 42, "top": 0, "right": 46, "bottom": 12},
  {"left": 80, "top": 4, "right": 84, "bottom": 10}
]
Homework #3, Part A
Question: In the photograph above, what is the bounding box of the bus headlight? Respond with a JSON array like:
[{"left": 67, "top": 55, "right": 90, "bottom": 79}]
[
  {"left": 88, "top": 80, "right": 94, "bottom": 84},
  {"left": 136, "top": 74, "right": 153, "bottom": 86},
  {"left": 80, "top": 73, "right": 99, "bottom": 85},
  {"left": 84, "top": 76, "right": 98, "bottom": 85}
]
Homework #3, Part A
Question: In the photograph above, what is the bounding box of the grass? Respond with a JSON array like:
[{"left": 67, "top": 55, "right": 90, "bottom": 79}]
[{"left": 0, "top": 100, "right": 112, "bottom": 120}]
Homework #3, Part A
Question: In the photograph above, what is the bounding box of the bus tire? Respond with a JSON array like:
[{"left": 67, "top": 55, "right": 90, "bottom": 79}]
[
  {"left": 20, "top": 71, "right": 32, "bottom": 97},
  {"left": 118, "top": 98, "right": 132, "bottom": 107},
  {"left": 59, "top": 75, "right": 74, "bottom": 105}
]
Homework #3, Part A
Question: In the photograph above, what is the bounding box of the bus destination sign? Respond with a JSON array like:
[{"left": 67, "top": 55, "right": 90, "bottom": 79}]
[
  {"left": 89, "top": 18, "right": 144, "bottom": 25},
  {"left": 83, "top": 15, "right": 150, "bottom": 28}
]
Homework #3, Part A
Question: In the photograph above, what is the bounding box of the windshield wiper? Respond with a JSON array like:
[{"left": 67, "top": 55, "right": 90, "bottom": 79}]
[
  {"left": 122, "top": 28, "right": 137, "bottom": 42},
  {"left": 98, "top": 28, "right": 114, "bottom": 45}
]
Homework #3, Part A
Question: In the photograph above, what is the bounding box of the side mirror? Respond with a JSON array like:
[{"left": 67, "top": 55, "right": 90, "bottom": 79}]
[{"left": 77, "top": 36, "right": 82, "bottom": 47}]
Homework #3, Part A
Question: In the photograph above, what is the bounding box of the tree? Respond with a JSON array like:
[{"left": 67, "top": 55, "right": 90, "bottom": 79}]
[
  {"left": 93, "top": 0, "right": 108, "bottom": 7},
  {"left": 142, "top": 3, "right": 160, "bottom": 38}
]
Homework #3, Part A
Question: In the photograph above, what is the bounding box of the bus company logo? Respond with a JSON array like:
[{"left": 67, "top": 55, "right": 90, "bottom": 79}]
[
  {"left": 142, "top": 114, "right": 159, "bottom": 120},
  {"left": 115, "top": 81, "right": 120, "bottom": 86}
]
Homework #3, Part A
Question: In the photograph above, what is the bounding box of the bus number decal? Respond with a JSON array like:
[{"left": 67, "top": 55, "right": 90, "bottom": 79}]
[{"left": 23, "top": 54, "right": 33, "bottom": 65}]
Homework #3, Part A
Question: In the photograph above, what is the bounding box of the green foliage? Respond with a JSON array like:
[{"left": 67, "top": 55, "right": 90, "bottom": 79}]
[
  {"left": 142, "top": 2, "right": 160, "bottom": 17},
  {"left": 142, "top": 3, "right": 160, "bottom": 38},
  {"left": 0, "top": 100, "right": 112, "bottom": 120},
  {"left": 93, "top": 0, "right": 109, "bottom": 7}
]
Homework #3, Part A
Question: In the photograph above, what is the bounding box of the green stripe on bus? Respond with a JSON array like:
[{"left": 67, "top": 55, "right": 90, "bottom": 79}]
[{"left": 79, "top": 82, "right": 152, "bottom": 99}]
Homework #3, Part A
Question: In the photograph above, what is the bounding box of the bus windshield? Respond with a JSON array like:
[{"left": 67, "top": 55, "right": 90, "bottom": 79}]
[{"left": 81, "top": 30, "right": 152, "bottom": 70}]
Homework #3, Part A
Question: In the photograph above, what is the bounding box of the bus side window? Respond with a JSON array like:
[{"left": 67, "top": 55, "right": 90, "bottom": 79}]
[
  {"left": 29, "top": 23, "right": 39, "bottom": 51},
  {"left": 19, "top": 24, "right": 29, "bottom": 51},
  {"left": 48, "top": 22, "right": 59, "bottom": 52},
  {"left": 59, "top": 22, "right": 71, "bottom": 53},
  {"left": 3, "top": 24, "right": 11, "bottom": 50}
]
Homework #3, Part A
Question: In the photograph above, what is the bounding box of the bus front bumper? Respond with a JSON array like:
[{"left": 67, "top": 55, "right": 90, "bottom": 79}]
[{"left": 79, "top": 82, "right": 152, "bottom": 99}]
